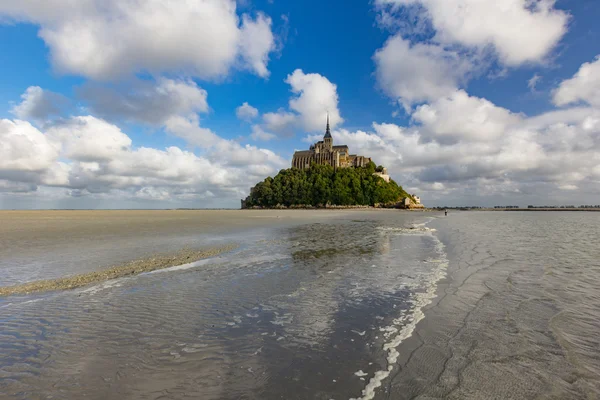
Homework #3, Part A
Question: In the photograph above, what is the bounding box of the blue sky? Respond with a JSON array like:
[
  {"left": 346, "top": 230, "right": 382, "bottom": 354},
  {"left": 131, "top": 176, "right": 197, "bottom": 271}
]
[{"left": 1, "top": 0, "right": 600, "bottom": 208}]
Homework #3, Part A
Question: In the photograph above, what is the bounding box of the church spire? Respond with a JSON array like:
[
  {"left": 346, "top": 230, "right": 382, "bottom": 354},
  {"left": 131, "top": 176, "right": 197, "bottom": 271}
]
[{"left": 324, "top": 112, "right": 332, "bottom": 139}]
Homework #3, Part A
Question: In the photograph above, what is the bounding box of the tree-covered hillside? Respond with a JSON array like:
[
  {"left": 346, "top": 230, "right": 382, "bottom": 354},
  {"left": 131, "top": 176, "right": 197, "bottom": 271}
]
[{"left": 244, "top": 162, "right": 412, "bottom": 208}]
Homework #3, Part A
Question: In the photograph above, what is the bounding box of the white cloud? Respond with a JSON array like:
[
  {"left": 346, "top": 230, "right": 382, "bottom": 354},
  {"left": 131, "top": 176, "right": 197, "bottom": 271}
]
[
  {"left": 79, "top": 78, "right": 209, "bottom": 126},
  {"left": 236, "top": 102, "right": 259, "bottom": 121},
  {"left": 285, "top": 69, "right": 343, "bottom": 132},
  {"left": 374, "top": 36, "right": 471, "bottom": 110},
  {"left": 411, "top": 90, "right": 522, "bottom": 142},
  {"left": 46, "top": 116, "right": 132, "bottom": 162},
  {"left": 311, "top": 84, "right": 600, "bottom": 205},
  {"left": 11, "top": 86, "right": 70, "bottom": 122},
  {"left": 0, "top": 113, "right": 288, "bottom": 207},
  {"left": 155, "top": 115, "right": 288, "bottom": 176},
  {"left": 262, "top": 110, "right": 297, "bottom": 135},
  {"left": 211, "top": 140, "right": 285, "bottom": 170},
  {"left": 0, "top": 0, "right": 277, "bottom": 80},
  {"left": 0, "top": 119, "right": 60, "bottom": 172},
  {"left": 553, "top": 55, "right": 600, "bottom": 107},
  {"left": 528, "top": 73, "right": 543, "bottom": 92},
  {"left": 253, "top": 69, "right": 343, "bottom": 137},
  {"left": 164, "top": 115, "right": 225, "bottom": 149},
  {"left": 238, "top": 13, "right": 276, "bottom": 78},
  {"left": 376, "top": 0, "right": 569, "bottom": 66},
  {"left": 250, "top": 125, "right": 276, "bottom": 141}
]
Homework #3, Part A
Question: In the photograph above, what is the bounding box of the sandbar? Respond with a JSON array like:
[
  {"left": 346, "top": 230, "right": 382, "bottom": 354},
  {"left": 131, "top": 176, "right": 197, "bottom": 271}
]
[{"left": 0, "top": 244, "right": 238, "bottom": 296}]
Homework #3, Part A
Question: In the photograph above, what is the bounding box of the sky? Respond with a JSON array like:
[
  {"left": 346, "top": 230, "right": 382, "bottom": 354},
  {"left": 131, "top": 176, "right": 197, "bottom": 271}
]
[{"left": 1, "top": 0, "right": 600, "bottom": 209}]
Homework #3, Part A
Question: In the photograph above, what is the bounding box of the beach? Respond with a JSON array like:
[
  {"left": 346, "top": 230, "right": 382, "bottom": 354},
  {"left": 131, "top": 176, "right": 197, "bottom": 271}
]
[{"left": 0, "top": 210, "right": 599, "bottom": 399}]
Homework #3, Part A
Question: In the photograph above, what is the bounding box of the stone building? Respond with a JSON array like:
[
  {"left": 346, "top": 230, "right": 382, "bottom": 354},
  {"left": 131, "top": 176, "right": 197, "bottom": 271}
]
[
  {"left": 291, "top": 115, "right": 371, "bottom": 170},
  {"left": 401, "top": 195, "right": 424, "bottom": 209},
  {"left": 373, "top": 167, "right": 391, "bottom": 183}
]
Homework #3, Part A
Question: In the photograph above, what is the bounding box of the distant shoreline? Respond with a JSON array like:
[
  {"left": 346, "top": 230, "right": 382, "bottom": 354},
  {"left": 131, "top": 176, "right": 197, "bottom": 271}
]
[
  {"left": 1, "top": 207, "right": 598, "bottom": 212},
  {"left": 439, "top": 208, "right": 600, "bottom": 212},
  {"left": 497, "top": 208, "right": 600, "bottom": 212}
]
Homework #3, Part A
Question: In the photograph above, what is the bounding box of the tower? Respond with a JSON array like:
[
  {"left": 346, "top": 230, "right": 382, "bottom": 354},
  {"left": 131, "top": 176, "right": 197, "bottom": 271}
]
[{"left": 323, "top": 112, "right": 333, "bottom": 151}]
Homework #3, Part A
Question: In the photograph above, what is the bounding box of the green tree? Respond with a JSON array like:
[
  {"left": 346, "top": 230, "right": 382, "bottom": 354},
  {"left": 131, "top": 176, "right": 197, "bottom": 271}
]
[{"left": 244, "top": 162, "right": 411, "bottom": 208}]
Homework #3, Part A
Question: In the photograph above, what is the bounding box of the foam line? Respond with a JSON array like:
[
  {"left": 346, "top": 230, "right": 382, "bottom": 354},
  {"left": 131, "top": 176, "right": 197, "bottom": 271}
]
[{"left": 350, "top": 223, "right": 448, "bottom": 400}]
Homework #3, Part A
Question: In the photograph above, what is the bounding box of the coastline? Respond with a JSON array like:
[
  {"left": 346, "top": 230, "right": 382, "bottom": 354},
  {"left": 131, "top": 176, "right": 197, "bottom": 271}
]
[
  {"left": 497, "top": 208, "right": 600, "bottom": 212},
  {"left": 0, "top": 244, "right": 238, "bottom": 297},
  {"left": 438, "top": 208, "right": 600, "bottom": 212},
  {"left": 241, "top": 205, "right": 430, "bottom": 210}
]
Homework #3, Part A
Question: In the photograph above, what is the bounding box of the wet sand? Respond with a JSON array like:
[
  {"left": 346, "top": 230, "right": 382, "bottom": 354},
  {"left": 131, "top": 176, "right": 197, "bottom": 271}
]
[
  {"left": 1, "top": 209, "right": 434, "bottom": 400},
  {"left": 0, "top": 209, "right": 374, "bottom": 286},
  {"left": 3, "top": 210, "right": 597, "bottom": 399},
  {"left": 0, "top": 209, "right": 363, "bottom": 250},
  {"left": 387, "top": 212, "right": 600, "bottom": 399},
  {"left": 0, "top": 244, "right": 238, "bottom": 296}
]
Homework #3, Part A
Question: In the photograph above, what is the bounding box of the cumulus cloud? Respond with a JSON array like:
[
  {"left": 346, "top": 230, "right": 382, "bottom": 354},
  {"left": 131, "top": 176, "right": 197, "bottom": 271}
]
[
  {"left": 0, "top": 0, "right": 277, "bottom": 80},
  {"left": 411, "top": 90, "right": 522, "bottom": 142},
  {"left": 262, "top": 110, "right": 297, "bottom": 135},
  {"left": 312, "top": 82, "right": 600, "bottom": 205},
  {"left": 79, "top": 79, "right": 227, "bottom": 158},
  {"left": 0, "top": 114, "right": 287, "bottom": 206},
  {"left": 238, "top": 13, "right": 276, "bottom": 78},
  {"left": 0, "top": 119, "right": 60, "bottom": 172},
  {"left": 251, "top": 69, "right": 342, "bottom": 137},
  {"left": 250, "top": 125, "right": 276, "bottom": 141},
  {"left": 236, "top": 102, "right": 259, "bottom": 121},
  {"left": 376, "top": 0, "right": 569, "bottom": 65},
  {"left": 79, "top": 78, "right": 209, "bottom": 126},
  {"left": 374, "top": 36, "right": 471, "bottom": 110},
  {"left": 359, "top": 2, "right": 598, "bottom": 205},
  {"left": 163, "top": 115, "right": 226, "bottom": 149},
  {"left": 11, "top": 86, "right": 70, "bottom": 122},
  {"left": 0, "top": 119, "right": 70, "bottom": 190},
  {"left": 46, "top": 116, "right": 132, "bottom": 162},
  {"left": 286, "top": 69, "right": 343, "bottom": 132},
  {"left": 553, "top": 55, "right": 600, "bottom": 107}
]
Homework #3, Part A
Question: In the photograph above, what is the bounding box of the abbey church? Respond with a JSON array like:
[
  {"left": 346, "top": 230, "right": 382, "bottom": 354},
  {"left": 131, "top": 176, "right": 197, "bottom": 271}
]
[{"left": 291, "top": 115, "right": 372, "bottom": 170}]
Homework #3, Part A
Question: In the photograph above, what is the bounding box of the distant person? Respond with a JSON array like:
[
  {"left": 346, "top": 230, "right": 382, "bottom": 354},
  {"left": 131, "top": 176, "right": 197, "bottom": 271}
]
[{"left": 445, "top": 209, "right": 448, "bottom": 216}]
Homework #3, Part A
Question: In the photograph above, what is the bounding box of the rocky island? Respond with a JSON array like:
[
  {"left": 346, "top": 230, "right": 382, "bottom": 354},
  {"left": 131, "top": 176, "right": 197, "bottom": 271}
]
[{"left": 242, "top": 116, "right": 422, "bottom": 209}]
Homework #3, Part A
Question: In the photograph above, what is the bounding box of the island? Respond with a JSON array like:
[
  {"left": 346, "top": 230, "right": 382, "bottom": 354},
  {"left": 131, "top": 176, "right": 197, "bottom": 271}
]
[{"left": 242, "top": 116, "right": 423, "bottom": 210}]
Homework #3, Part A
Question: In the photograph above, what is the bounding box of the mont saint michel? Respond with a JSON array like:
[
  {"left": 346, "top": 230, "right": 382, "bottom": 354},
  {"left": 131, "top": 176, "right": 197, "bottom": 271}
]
[
  {"left": 243, "top": 116, "right": 420, "bottom": 209},
  {"left": 292, "top": 115, "right": 372, "bottom": 170}
]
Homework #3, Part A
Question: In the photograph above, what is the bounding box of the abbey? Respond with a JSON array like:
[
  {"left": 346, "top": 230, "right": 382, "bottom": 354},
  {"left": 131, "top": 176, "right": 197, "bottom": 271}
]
[{"left": 291, "top": 115, "right": 371, "bottom": 170}]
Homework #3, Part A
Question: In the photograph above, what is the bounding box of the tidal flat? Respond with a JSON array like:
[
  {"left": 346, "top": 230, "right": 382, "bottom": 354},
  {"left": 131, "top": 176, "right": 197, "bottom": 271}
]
[
  {"left": 0, "top": 209, "right": 370, "bottom": 286},
  {"left": 1, "top": 210, "right": 599, "bottom": 399}
]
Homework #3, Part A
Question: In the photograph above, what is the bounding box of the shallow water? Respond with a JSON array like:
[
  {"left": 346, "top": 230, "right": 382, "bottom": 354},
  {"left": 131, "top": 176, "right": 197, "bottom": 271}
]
[
  {"left": 0, "top": 211, "right": 441, "bottom": 399},
  {"left": 388, "top": 211, "right": 600, "bottom": 399},
  {"left": 1, "top": 211, "right": 599, "bottom": 399}
]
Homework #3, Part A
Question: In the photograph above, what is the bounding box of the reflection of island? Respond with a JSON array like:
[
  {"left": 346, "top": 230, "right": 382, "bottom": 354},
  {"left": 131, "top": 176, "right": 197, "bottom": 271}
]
[{"left": 378, "top": 228, "right": 391, "bottom": 255}]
